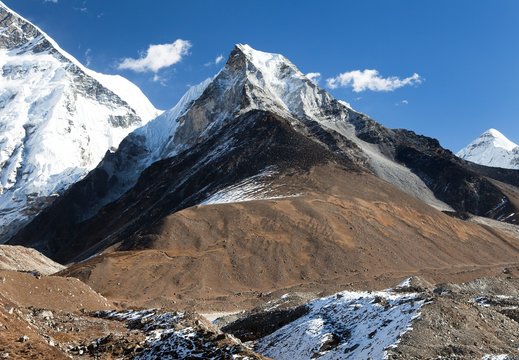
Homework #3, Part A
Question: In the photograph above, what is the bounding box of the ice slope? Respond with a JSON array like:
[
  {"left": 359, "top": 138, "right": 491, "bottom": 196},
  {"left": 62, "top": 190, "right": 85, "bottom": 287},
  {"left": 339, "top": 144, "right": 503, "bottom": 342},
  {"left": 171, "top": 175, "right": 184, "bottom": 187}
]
[
  {"left": 90, "top": 77, "right": 213, "bottom": 209},
  {"left": 0, "top": 2, "right": 160, "bottom": 240},
  {"left": 255, "top": 288, "right": 425, "bottom": 360},
  {"left": 457, "top": 129, "right": 519, "bottom": 169}
]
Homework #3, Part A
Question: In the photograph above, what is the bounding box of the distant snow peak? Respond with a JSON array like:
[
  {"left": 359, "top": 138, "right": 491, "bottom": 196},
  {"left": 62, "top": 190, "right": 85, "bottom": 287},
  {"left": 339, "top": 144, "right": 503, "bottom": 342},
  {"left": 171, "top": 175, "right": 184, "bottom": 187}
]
[
  {"left": 481, "top": 128, "right": 517, "bottom": 151},
  {"left": 457, "top": 128, "right": 519, "bottom": 169}
]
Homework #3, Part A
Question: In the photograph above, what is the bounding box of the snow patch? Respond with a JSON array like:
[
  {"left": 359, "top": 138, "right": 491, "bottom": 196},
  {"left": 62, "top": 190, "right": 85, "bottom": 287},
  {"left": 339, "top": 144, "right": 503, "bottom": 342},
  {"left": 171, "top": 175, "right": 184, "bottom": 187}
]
[
  {"left": 200, "top": 169, "right": 302, "bottom": 205},
  {"left": 255, "top": 290, "right": 425, "bottom": 360},
  {"left": 96, "top": 309, "right": 256, "bottom": 360}
]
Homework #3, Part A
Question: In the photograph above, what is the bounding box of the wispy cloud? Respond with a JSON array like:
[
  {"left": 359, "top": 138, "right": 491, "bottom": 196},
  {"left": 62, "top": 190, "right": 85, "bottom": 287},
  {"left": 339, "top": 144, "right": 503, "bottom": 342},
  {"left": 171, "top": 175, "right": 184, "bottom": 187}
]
[
  {"left": 117, "top": 39, "right": 192, "bottom": 73},
  {"left": 215, "top": 54, "right": 224, "bottom": 64},
  {"left": 395, "top": 99, "right": 409, "bottom": 106},
  {"left": 205, "top": 54, "right": 224, "bottom": 67},
  {"left": 73, "top": 0, "right": 87, "bottom": 12},
  {"left": 43, "top": 0, "right": 58, "bottom": 3},
  {"left": 306, "top": 72, "right": 321, "bottom": 84},
  {"left": 84, "top": 48, "right": 92, "bottom": 67},
  {"left": 326, "top": 69, "right": 422, "bottom": 92},
  {"left": 152, "top": 74, "right": 169, "bottom": 86}
]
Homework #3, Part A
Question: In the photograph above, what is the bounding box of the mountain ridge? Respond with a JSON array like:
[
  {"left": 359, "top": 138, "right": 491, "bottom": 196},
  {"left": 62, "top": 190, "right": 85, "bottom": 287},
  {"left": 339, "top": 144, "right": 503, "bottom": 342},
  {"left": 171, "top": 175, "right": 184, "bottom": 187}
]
[{"left": 8, "top": 44, "right": 519, "bottom": 266}]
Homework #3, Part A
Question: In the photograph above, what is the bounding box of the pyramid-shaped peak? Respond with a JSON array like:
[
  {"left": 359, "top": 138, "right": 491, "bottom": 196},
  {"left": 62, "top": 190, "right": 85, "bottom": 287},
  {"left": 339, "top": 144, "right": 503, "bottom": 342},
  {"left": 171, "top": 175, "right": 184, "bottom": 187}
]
[
  {"left": 234, "top": 43, "right": 282, "bottom": 58},
  {"left": 484, "top": 128, "right": 504, "bottom": 137},
  {"left": 481, "top": 128, "right": 517, "bottom": 151},
  {"left": 229, "top": 43, "right": 300, "bottom": 74}
]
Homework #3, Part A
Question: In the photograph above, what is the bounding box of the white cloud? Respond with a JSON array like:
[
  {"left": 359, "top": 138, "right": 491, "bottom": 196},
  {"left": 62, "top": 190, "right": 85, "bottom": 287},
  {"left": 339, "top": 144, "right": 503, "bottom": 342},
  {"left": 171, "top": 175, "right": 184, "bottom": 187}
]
[
  {"left": 118, "top": 39, "right": 192, "bottom": 73},
  {"left": 44, "top": 0, "right": 58, "bottom": 3},
  {"left": 152, "top": 74, "right": 168, "bottom": 86},
  {"left": 306, "top": 72, "right": 321, "bottom": 84},
  {"left": 215, "top": 54, "right": 224, "bottom": 64},
  {"left": 326, "top": 69, "right": 422, "bottom": 92},
  {"left": 401, "top": 99, "right": 409, "bottom": 105},
  {"left": 205, "top": 54, "right": 225, "bottom": 67}
]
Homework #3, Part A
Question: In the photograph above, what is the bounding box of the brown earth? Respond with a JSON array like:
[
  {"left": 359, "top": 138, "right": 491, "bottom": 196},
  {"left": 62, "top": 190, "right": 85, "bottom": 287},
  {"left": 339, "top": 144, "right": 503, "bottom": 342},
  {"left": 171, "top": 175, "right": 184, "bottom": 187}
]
[
  {"left": 0, "top": 295, "right": 263, "bottom": 360},
  {"left": 0, "top": 271, "right": 117, "bottom": 359},
  {"left": 0, "top": 271, "right": 263, "bottom": 359},
  {"left": 0, "top": 245, "right": 64, "bottom": 275},
  {"left": 60, "top": 165, "right": 519, "bottom": 311},
  {"left": 0, "top": 270, "right": 113, "bottom": 312}
]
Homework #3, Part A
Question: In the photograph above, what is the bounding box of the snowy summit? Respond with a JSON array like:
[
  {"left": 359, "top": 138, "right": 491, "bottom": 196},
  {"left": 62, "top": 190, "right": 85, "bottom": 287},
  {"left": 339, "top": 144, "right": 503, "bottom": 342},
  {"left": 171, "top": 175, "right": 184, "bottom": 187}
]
[{"left": 457, "top": 128, "right": 519, "bottom": 169}]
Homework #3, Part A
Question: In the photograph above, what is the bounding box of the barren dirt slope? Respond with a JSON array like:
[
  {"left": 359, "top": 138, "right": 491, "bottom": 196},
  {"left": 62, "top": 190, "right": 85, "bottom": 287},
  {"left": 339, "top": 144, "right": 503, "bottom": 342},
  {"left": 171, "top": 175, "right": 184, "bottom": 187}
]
[{"left": 61, "top": 165, "right": 519, "bottom": 311}]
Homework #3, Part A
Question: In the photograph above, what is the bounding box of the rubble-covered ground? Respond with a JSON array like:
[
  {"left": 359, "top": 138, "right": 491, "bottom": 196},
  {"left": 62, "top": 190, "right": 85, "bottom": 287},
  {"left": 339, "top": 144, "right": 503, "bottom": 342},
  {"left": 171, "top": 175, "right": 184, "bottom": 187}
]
[
  {"left": 2, "top": 268, "right": 519, "bottom": 359},
  {"left": 0, "top": 270, "right": 265, "bottom": 359},
  {"left": 223, "top": 276, "right": 519, "bottom": 360}
]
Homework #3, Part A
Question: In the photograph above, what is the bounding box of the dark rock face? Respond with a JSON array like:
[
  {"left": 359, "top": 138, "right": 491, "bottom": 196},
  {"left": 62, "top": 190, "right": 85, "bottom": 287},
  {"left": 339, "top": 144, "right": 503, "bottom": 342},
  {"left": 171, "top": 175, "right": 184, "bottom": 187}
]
[
  {"left": 222, "top": 305, "right": 310, "bottom": 342},
  {"left": 0, "top": 10, "right": 40, "bottom": 50},
  {"left": 395, "top": 144, "right": 517, "bottom": 221},
  {"left": 348, "top": 120, "right": 519, "bottom": 224},
  {"left": 10, "top": 110, "right": 359, "bottom": 263}
]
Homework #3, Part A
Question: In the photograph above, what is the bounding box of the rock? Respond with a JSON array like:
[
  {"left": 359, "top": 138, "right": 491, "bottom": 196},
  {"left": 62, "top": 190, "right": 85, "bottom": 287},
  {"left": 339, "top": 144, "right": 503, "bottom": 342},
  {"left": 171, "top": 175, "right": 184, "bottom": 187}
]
[
  {"left": 40, "top": 310, "right": 54, "bottom": 320},
  {"left": 17, "top": 335, "right": 29, "bottom": 343}
]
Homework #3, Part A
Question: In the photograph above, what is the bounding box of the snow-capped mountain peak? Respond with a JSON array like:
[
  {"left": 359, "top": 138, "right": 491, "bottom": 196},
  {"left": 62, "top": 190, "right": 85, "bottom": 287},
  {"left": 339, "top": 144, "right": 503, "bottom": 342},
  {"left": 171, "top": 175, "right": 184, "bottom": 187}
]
[
  {"left": 0, "top": 1, "right": 160, "bottom": 121},
  {"left": 482, "top": 128, "right": 517, "bottom": 151},
  {"left": 230, "top": 43, "right": 340, "bottom": 124},
  {"left": 0, "top": 2, "right": 160, "bottom": 240},
  {"left": 457, "top": 128, "right": 519, "bottom": 169}
]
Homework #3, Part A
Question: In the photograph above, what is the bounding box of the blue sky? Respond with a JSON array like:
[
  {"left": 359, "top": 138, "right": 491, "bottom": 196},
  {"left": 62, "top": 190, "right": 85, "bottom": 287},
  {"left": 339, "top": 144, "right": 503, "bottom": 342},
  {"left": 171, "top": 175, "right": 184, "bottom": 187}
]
[{"left": 6, "top": 0, "right": 519, "bottom": 151}]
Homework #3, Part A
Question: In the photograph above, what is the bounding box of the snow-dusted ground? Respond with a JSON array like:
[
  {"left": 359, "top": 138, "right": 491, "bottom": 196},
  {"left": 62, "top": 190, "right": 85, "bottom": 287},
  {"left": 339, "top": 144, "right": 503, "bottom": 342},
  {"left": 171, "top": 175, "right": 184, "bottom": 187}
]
[
  {"left": 96, "top": 309, "right": 257, "bottom": 360},
  {"left": 201, "top": 169, "right": 301, "bottom": 205},
  {"left": 457, "top": 128, "right": 519, "bottom": 169},
  {"left": 482, "top": 355, "right": 514, "bottom": 360},
  {"left": 254, "top": 288, "right": 425, "bottom": 360}
]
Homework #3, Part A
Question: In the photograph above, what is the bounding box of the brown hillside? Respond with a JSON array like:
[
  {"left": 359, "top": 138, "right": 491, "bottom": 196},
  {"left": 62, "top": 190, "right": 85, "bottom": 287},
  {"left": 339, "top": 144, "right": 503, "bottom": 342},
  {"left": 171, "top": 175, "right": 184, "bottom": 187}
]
[{"left": 60, "top": 165, "right": 519, "bottom": 311}]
